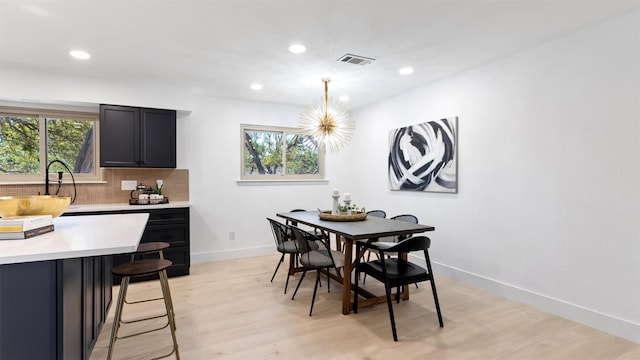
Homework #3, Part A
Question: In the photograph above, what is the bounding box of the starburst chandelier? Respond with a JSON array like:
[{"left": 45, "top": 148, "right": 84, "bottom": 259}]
[{"left": 299, "top": 78, "right": 354, "bottom": 154}]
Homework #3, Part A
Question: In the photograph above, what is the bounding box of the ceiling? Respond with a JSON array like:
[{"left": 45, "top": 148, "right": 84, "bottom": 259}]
[{"left": 0, "top": 0, "right": 637, "bottom": 110}]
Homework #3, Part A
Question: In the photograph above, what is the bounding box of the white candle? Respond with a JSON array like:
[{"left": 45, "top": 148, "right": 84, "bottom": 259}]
[
  {"left": 343, "top": 193, "right": 351, "bottom": 201},
  {"left": 332, "top": 188, "right": 339, "bottom": 197}
]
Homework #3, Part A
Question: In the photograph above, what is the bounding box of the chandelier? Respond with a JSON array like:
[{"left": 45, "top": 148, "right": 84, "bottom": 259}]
[{"left": 299, "top": 78, "right": 354, "bottom": 154}]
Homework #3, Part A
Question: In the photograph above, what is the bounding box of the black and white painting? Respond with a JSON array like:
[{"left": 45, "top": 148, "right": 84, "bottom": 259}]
[{"left": 388, "top": 116, "right": 457, "bottom": 193}]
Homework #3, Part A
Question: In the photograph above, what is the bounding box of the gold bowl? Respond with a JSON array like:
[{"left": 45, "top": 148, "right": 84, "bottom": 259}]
[{"left": 0, "top": 196, "right": 72, "bottom": 218}]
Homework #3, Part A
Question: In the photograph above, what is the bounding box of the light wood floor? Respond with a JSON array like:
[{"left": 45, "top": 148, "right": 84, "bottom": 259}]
[{"left": 91, "top": 255, "right": 639, "bottom": 360}]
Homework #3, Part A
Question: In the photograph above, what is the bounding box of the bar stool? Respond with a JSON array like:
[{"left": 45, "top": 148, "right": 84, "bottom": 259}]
[
  {"left": 124, "top": 242, "right": 176, "bottom": 326},
  {"left": 107, "top": 258, "right": 180, "bottom": 360}
]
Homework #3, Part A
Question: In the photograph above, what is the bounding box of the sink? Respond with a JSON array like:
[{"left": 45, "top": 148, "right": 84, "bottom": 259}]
[{"left": 0, "top": 196, "right": 72, "bottom": 218}]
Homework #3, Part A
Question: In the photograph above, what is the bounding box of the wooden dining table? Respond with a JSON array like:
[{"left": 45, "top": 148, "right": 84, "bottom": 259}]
[{"left": 277, "top": 210, "right": 435, "bottom": 315}]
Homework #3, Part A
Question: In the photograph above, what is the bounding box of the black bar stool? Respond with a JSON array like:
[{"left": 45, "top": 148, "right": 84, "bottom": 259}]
[{"left": 107, "top": 258, "right": 180, "bottom": 360}]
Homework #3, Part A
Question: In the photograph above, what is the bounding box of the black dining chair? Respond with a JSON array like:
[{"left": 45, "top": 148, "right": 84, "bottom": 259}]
[
  {"left": 367, "top": 209, "right": 387, "bottom": 218},
  {"left": 289, "top": 225, "right": 345, "bottom": 316},
  {"left": 267, "top": 218, "right": 299, "bottom": 294},
  {"left": 354, "top": 235, "right": 443, "bottom": 341},
  {"left": 362, "top": 214, "right": 418, "bottom": 285}
]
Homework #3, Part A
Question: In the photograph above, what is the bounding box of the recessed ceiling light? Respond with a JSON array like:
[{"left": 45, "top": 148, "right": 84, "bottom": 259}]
[
  {"left": 339, "top": 96, "right": 349, "bottom": 102},
  {"left": 69, "top": 50, "right": 90, "bottom": 60},
  {"left": 288, "top": 43, "right": 306, "bottom": 54},
  {"left": 399, "top": 67, "right": 414, "bottom": 75},
  {"left": 250, "top": 83, "right": 263, "bottom": 91}
]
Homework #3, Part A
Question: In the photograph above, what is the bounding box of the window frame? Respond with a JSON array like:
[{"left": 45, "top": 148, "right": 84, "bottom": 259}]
[
  {"left": 0, "top": 106, "right": 101, "bottom": 183},
  {"left": 240, "top": 124, "right": 325, "bottom": 180}
]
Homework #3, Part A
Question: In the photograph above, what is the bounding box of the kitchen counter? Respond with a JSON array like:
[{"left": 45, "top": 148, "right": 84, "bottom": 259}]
[
  {"left": 0, "top": 213, "right": 150, "bottom": 359},
  {"left": 63, "top": 200, "right": 190, "bottom": 214},
  {"left": 0, "top": 213, "right": 149, "bottom": 265}
]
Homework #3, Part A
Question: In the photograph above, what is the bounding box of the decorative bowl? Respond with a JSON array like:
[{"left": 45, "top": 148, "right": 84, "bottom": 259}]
[{"left": 0, "top": 196, "right": 72, "bottom": 218}]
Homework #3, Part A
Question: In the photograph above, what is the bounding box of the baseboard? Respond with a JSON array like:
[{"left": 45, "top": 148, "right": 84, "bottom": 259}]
[
  {"left": 191, "top": 245, "right": 274, "bottom": 263},
  {"left": 429, "top": 261, "right": 640, "bottom": 344}
]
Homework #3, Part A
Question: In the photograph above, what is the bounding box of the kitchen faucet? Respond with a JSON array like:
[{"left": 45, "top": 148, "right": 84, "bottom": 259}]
[{"left": 44, "top": 159, "right": 77, "bottom": 203}]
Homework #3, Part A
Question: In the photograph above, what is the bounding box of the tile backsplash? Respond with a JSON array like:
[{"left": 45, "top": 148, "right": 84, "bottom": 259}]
[{"left": 0, "top": 168, "right": 189, "bottom": 205}]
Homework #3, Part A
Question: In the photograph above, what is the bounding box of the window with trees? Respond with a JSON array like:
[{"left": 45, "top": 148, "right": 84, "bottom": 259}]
[
  {"left": 242, "top": 124, "right": 324, "bottom": 180},
  {"left": 0, "top": 107, "right": 99, "bottom": 182}
]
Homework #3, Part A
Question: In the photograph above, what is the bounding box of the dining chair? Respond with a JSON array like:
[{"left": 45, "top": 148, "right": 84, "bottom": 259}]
[
  {"left": 362, "top": 214, "right": 418, "bottom": 285},
  {"left": 288, "top": 208, "right": 328, "bottom": 250},
  {"left": 267, "top": 218, "right": 299, "bottom": 294},
  {"left": 367, "top": 209, "right": 387, "bottom": 218},
  {"left": 354, "top": 235, "right": 443, "bottom": 341},
  {"left": 289, "top": 225, "right": 345, "bottom": 316}
]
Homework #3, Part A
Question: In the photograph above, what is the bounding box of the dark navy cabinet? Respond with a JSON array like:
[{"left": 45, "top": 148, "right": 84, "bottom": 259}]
[
  {"left": 100, "top": 104, "right": 176, "bottom": 168},
  {"left": 63, "top": 207, "right": 190, "bottom": 284},
  {"left": 0, "top": 256, "right": 112, "bottom": 360}
]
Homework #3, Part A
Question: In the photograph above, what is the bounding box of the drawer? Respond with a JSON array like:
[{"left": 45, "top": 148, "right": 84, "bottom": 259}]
[
  {"left": 147, "top": 208, "right": 189, "bottom": 225},
  {"left": 142, "top": 224, "right": 188, "bottom": 246}
]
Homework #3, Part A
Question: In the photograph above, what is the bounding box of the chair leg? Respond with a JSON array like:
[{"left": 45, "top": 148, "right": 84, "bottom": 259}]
[
  {"left": 353, "top": 268, "right": 360, "bottom": 313},
  {"left": 425, "top": 252, "right": 444, "bottom": 327},
  {"left": 362, "top": 251, "right": 372, "bottom": 284},
  {"left": 309, "top": 269, "right": 321, "bottom": 316},
  {"left": 159, "top": 270, "right": 180, "bottom": 359},
  {"left": 291, "top": 270, "right": 307, "bottom": 300},
  {"left": 430, "top": 278, "right": 444, "bottom": 327},
  {"left": 270, "top": 253, "right": 285, "bottom": 282},
  {"left": 159, "top": 269, "right": 177, "bottom": 331},
  {"left": 384, "top": 282, "right": 399, "bottom": 341},
  {"left": 107, "top": 276, "right": 130, "bottom": 360}
]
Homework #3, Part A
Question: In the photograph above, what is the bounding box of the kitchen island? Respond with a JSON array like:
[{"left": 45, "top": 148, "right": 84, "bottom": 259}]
[{"left": 0, "top": 213, "right": 149, "bottom": 360}]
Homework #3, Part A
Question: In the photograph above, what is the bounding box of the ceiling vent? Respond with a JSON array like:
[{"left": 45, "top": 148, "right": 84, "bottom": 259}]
[{"left": 337, "top": 53, "right": 375, "bottom": 66}]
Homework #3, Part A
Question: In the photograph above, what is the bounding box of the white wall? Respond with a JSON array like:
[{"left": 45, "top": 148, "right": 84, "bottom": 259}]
[
  {"left": 177, "top": 96, "right": 345, "bottom": 262},
  {"left": 335, "top": 12, "right": 640, "bottom": 342}
]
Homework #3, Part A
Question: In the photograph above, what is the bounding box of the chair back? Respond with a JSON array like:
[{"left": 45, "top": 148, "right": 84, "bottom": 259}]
[
  {"left": 391, "top": 214, "right": 418, "bottom": 223},
  {"left": 381, "top": 235, "right": 431, "bottom": 255},
  {"left": 367, "top": 210, "right": 386, "bottom": 218},
  {"left": 289, "top": 225, "right": 314, "bottom": 254},
  {"left": 287, "top": 209, "right": 306, "bottom": 226},
  {"left": 389, "top": 214, "right": 418, "bottom": 242},
  {"left": 267, "top": 218, "right": 289, "bottom": 248}
]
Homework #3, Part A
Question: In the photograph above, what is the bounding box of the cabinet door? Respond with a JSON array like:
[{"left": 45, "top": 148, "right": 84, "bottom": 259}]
[
  {"left": 100, "top": 105, "right": 140, "bottom": 167},
  {"left": 140, "top": 108, "right": 176, "bottom": 168}
]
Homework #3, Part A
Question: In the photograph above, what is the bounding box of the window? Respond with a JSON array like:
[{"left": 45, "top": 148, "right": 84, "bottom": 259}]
[
  {"left": 241, "top": 124, "right": 324, "bottom": 180},
  {"left": 0, "top": 107, "right": 99, "bottom": 182}
]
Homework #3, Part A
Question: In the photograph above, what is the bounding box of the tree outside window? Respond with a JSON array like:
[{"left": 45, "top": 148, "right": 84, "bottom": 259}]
[
  {"left": 242, "top": 124, "right": 324, "bottom": 179},
  {"left": 0, "top": 108, "right": 98, "bottom": 181}
]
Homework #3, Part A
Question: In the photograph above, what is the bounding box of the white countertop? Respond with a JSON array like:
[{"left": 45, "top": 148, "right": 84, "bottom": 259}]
[
  {"left": 0, "top": 213, "right": 149, "bottom": 265},
  {"left": 63, "top": 201, "right": 190, "bottom": 213}
]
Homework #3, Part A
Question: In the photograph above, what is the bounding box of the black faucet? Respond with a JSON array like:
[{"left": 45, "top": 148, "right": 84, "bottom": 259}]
[{"left": 44, "top": 160, "right": 77, "bottom": 204}]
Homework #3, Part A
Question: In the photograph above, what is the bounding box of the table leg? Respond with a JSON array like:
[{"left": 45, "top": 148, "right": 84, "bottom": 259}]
[{"left": 342, "top": 236, "right": 352, "bottom": 315}]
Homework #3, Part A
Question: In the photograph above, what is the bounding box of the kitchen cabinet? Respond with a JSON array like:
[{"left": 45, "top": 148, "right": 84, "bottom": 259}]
[
  {"left": 63, "top": 207, "right": 190, "bottom": 284},
  {"left": 0, "top": 256, "right": 112, "bottom": 360},
  {"left": 100, "top": 104, "right": 176, "bottom": 168}
]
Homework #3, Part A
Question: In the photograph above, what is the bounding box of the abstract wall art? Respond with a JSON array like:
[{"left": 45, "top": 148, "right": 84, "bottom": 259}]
[{"left": 388, "top": 116, "right": 458, "bottom": 193}]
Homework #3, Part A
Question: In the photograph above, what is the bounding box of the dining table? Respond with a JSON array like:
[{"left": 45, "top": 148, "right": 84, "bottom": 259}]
[{"left": 277, "top": 210, "right": 435, "bottom": 315}]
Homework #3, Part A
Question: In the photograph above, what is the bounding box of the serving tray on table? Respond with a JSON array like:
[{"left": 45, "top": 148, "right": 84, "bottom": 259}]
[{"left": 317, "top": 209, "right": 367, "bottom": 222}]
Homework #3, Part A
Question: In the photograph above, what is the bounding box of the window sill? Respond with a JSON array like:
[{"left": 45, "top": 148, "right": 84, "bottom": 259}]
[{"left": 237, "top": 179, "right": 329, "bottom": 186}]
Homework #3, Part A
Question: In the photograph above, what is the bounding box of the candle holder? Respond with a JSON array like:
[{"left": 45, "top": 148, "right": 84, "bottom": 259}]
[{"left": 332, "top": 195, "right": 340, "bottom": 215}]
